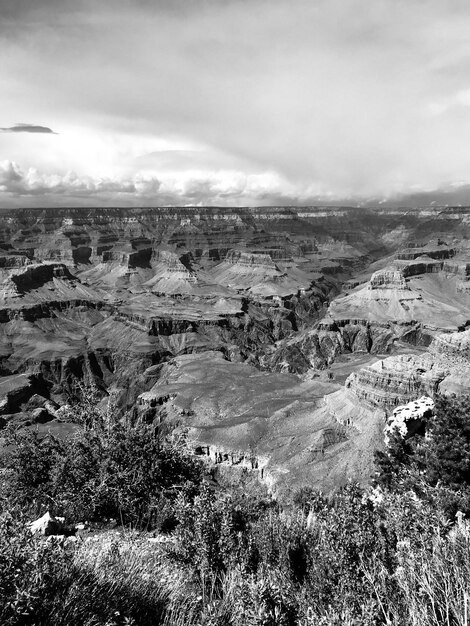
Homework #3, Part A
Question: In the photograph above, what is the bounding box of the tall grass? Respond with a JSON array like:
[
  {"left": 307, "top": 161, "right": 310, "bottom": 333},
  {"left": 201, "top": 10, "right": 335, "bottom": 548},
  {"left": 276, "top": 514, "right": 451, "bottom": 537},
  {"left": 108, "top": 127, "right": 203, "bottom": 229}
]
[{"left": 2, "top": 487, "right": 470, "bottom": 625}]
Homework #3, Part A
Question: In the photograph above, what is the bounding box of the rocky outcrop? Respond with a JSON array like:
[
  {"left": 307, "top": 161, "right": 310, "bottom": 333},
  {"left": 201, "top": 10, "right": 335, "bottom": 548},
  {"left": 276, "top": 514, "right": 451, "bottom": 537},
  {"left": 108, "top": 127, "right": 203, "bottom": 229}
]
[
  {"left": 22, "top": 393, "right": 60, "bottom": 416},
  {"left": 431, "top": 328, "right": 470, "bottom": 357},
  {"left": 346, "top": 357, "right": 427, "bottom": 410},
  {"left": 0, "top": 255, "right": 30, "bottom": 269},
  {"left": 30, "top": 512, "right": 67, "bottom": 536},
  {"left": 269, "top": 321, "right": 400, "bottom": 374},
  {"left": 398, "top": 256, "right": 442, "bottom": 277},
  {"left": 328, "top": 251, "right": 470, "bottom": 331},
  {"left": 346, "top": 350, "right": 470, "bottom": 411},
  {"left": 369, "top": 269, "right": 408, "bottom": 290},
  {"left": 145, "top": 250, "right": 197, "bottom": 294},
  {"left": 384, "top": 396, "right": 434, "bottom": 445},
  {"left": 396, "top": 240, "right": 456, "bottom": 261},
  {"left": 224, "top": 250, "right": 274, "bottom": 268},
  {"left": 442, "top": 261, "right": 470, "bottom": 277},
  {"left": 134, "top": 350, "right": 389, "bottom": 493},
  {"left": 270, "top": 331, "right": 346, "bottom": 373},
  {"left": 0, "top": 374, "right": 50, "bottom": 415},
  {"left": 6, "top": 263, "right": 77, "bottom": 294},
  {"left": 208, "top": 249, "right": 296, "bottom": 297},
  {"left": 194, "top": 444, "right": 269, "bottom": 473}
]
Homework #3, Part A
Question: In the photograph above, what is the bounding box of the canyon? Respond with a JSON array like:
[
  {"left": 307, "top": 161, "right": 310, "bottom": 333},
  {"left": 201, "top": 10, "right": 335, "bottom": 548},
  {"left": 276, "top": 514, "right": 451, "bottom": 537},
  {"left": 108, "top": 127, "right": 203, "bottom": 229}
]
[{"left": 1, "top": 205, "right": 470, "bottom": 492}]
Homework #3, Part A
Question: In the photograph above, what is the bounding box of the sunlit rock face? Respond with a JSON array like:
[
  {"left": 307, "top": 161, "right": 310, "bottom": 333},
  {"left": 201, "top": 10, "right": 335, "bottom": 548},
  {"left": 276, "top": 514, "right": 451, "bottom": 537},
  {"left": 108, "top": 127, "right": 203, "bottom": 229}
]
[
  {"left": 2, "top": 205, "right": 470, "bottom": 491},
  {"left": 346, "top": 357, "right": 424, "bottom": 409},
  {"left": 384, "top": 396, "right": 434, "bottom": 446},
  {"left": 395, "top": 240, "right": 457, "bottom": 261},
  {"left": 369, "top": 269, "right": 408, "bottom": 290},
  {"left": 431, "top": 328, "right": 470, "bottom": 357},
  {"left": 135, "top": 350, "right": 385, "bottom": 494},
  {"left": 346, "top": 328, "right": 470, "bottom": 410}
]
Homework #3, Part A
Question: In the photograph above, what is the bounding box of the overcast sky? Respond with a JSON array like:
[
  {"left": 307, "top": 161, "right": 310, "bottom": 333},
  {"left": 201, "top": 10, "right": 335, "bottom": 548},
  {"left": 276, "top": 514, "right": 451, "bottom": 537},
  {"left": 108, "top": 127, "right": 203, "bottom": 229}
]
[{"left": 2, "top": 0, "right": 470, "bottom": 207}]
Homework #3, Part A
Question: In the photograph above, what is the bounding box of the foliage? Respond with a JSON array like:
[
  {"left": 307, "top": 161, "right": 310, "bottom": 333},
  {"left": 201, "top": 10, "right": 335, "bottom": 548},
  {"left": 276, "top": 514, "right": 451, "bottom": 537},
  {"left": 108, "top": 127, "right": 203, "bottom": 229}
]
[
  {"left": 0, "top": 510, "right": 170, "bottom": 625},
  {"left": 416, "top": 395, "right": 470, "bottom": 486},
  {"left": 161, "top": 482, "right": 470, "bottom": 626},
  {"left": 0, "top": 509, "right": 73, "bottom": 626},
  {"left": 2, "top": 478, "right": 470, "bottom": 625},
  {"left": 1, "top": 394, "right": 203, "bottom": 528},
  {"left": 375, "top": 394, "right": 470, "bottom": 517},
  {"left": 4, "top": 391, "right": 470, "bottom": 624}
]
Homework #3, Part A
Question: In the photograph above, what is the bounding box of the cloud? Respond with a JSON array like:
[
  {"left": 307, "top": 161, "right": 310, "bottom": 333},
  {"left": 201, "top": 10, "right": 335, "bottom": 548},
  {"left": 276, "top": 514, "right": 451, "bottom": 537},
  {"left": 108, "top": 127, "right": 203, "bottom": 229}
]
[
  {"left": 3, "top": 158, "right": 470, "bottom": 208},
  {"left": 0, "top": 159, "right": 300, "bottom": 207},
  {"left": 4, "top": 1, "right": 470, "bottom": 204},
  {"left": 0, "top": 161, "right": 23, "bottom": 189},
  {"left": 427, "top": 89, "right": 470, "bottom": 116},
  {"left": 0, "top": 160, "right": 136, "bottom": 197},
  {"left": 0, "top": 123, "right": 56, "bottom": 134}
]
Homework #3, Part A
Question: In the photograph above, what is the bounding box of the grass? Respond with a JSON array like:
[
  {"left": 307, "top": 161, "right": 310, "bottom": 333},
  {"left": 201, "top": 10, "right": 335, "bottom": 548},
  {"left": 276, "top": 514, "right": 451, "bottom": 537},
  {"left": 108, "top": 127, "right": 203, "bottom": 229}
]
[
  {"left": 2, "top": 485, "right": 470, "bottom": 625},
  {"left": 66, "top": 504, "right": 470, "bottom": 626}
]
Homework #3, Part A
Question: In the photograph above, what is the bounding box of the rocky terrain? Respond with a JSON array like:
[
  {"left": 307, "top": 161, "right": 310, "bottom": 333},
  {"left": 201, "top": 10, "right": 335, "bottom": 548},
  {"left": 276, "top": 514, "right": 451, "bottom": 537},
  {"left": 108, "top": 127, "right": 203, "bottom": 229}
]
[{"left": 1, "top": 205, "right": 470, "bottom": 491}]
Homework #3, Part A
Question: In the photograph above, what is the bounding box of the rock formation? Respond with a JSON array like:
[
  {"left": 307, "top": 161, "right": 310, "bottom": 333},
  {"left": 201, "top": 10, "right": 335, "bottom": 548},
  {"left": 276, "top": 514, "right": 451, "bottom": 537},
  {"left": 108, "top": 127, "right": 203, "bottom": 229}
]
[
  {"left": 384, "top": 396, "right": 434, "bottom": 446},
  {"left": 1, "top": 206, "right": 470, "bottom": 491},
  {"left": 346, "top": 328, "right": 470, "bottom": 410},
  {"left": 369, "top": 269, "right": 409, "bottom": 290}
]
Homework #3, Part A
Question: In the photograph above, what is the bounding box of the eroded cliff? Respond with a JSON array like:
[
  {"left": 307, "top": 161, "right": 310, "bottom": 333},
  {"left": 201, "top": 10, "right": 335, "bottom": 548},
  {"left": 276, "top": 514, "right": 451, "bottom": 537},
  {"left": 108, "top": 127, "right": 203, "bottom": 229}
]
[{"left": 2, "top": 206, "right": 470, "bottom": 491}]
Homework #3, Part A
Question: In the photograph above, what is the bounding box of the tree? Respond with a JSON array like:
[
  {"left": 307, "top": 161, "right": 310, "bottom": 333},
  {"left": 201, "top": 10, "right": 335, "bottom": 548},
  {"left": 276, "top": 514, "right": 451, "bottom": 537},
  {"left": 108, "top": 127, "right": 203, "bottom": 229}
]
[
  {"left": 417, "top": 394, "right": 470, "bottom": 489},
  {"left": 375, "top": 394, "right": 470, "bottom": 517}
]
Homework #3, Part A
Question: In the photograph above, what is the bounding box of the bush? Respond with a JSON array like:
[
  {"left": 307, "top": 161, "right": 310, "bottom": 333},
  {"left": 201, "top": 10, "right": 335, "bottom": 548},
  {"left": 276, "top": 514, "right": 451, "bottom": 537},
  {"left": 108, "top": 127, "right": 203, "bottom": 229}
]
[
  {"left": 1, "top": 398, "right": 203, "bottom": 528},
  {"left": 3, "top": 477, "right": 470, "bottom": 626},
  {"left": 162, "top": 479, "right": 470, "bottom": 626}
]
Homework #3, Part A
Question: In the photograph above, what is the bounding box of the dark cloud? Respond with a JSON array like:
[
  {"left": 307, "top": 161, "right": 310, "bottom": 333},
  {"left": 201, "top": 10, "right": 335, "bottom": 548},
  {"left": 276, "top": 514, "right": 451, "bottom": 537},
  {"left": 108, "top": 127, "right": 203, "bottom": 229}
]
[
  {"left": 0, "top": 0, "right": 80, "bottom": 22},
  {"left": 0, "top": 123, "right": 56, "bottom": 134}
]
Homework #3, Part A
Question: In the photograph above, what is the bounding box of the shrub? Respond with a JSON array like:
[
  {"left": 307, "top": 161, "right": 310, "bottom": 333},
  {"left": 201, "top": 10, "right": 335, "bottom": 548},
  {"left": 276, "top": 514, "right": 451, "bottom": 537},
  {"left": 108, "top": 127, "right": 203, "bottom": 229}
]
[{"left": 1, "top": 398, "right": 203, "bottom": 528}]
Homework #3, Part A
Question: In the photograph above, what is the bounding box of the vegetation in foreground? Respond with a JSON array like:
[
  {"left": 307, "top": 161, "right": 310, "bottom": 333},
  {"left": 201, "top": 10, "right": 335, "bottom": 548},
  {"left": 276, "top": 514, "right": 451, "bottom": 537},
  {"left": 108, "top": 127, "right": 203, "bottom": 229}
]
[{"left": 1, "top": 393, "right": 470, "bottom": 625}]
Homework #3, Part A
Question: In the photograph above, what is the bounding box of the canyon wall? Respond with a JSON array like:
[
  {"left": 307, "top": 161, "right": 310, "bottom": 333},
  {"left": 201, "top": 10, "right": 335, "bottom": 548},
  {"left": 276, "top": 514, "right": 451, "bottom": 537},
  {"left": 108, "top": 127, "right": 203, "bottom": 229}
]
[{"left": 2, "top": 206, "right": 470, "bottom": 490}]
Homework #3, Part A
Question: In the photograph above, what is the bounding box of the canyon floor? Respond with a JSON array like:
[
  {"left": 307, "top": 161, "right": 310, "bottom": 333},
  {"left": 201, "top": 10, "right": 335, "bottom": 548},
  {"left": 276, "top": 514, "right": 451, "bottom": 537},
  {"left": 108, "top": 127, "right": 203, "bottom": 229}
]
[{"left": 1, "top": 205, "right": 470, "bottom": 493}]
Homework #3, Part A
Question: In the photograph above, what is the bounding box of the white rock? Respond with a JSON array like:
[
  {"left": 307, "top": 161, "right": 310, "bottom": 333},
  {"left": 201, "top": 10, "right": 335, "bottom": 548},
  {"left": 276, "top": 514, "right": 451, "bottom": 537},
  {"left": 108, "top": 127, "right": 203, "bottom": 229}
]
[
  {"left": 384, "top": 396, "right": 434, "bottom": 446},
  {"left": 29, "top": 511, "right": 66, "bottom": 536}
]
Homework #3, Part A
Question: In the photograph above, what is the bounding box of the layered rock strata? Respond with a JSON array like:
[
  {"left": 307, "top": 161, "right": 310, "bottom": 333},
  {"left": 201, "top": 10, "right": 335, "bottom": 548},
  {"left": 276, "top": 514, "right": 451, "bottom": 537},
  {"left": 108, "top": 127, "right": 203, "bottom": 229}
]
[
  {"left": 346, "top": 329, "right": 470, "bottom": 411},
  {"left": 2, "top": 206, "right": 470, "bottom": 490},
  {"left": 136, "top": 350, "right": 385, "bottom": 493}
]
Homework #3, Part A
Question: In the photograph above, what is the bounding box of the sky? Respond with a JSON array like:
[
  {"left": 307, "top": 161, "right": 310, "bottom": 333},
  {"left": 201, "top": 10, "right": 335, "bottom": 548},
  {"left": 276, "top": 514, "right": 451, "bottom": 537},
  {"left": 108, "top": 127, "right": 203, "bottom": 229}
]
[{"left": 2, "top": 0, "right": 470, "bottom": 208}]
